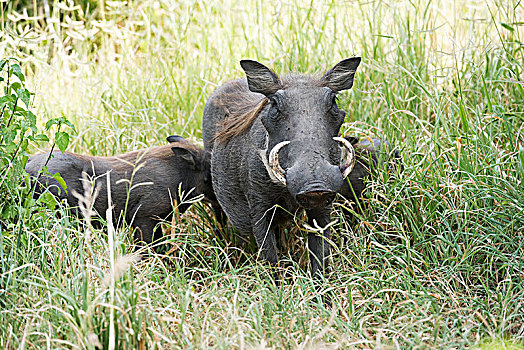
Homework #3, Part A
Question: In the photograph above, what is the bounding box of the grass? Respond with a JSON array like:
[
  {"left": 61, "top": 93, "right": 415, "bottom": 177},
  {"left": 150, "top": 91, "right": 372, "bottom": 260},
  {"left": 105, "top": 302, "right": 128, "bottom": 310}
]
[{"left": 1, "top": 0, "right": 523, "bottom": 348}]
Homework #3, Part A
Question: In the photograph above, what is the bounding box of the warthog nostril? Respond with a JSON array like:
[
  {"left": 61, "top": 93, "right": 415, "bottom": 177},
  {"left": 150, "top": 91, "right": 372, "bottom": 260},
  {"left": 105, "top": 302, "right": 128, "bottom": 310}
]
[{"left": 296, "top": 190, "right": 336, "bottom": 209}]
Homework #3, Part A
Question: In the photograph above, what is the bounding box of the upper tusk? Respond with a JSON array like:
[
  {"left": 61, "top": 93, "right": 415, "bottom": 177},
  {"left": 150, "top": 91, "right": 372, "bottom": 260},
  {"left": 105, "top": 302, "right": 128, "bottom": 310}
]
[
  {"left": 268, "top": 141, "right": 290, "bottom": 185},
  {"left": 333, "top": 136, "right": 356, "bottom": 178}
]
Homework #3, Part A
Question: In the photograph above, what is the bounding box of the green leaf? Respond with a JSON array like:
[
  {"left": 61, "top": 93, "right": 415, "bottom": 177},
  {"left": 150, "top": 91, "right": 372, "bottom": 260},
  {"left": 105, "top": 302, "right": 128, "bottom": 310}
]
[
  {"left": 0, "top": 58, "right": 8, "bottom": 71},
  {"left": 10, "top": 82, "right": 21, "bottom": 93},
  {"left": 21, "top": 154, "right": 29, "bottom": 169},
  {"left": 62, "top": 120, "right": 77, "bottom": 133},
  {"left": 20, "top": 119, "right": 31, "bottom": 131},
  {"left": 0, "top": 95, "right": 12, "bottom": 107},
  {"left": 3, "top": 127, "right": 17, "bottom": 143},
  {"left": 459, "top": 102, "right": 469, "bottom": 134},
  {"left": 11, "top": 64, "right": 24, "bottom": 82},
  {"left": 25, "top": 111, "right": 37, "bottom": 127},
  {"left": 45, "top": 117, "right": 64, "bottom": 130},
  {"left": 45, "top": 117, "right": 76, "bottom": 134},
  {"left": 38, "top": 191, "right": 57, "bottom": 210},
  {"left": 1, "top": 204, "right": 18, "bottom": 221},
  {"left": 53, "top": 172, "right": 67, "bottom": 195},
  {"left": 20, "top": 138, "right": 29, "bottom": 153},
  {"left": 15, "top": 105, "right": 28, "bottom": 113},
  {"left": 500, "top": 22, "right": 514, "bottom": 32},
  {"left": 55, "top": 131, "right": 70, "bottom": 153},
  {"left": 17, "top": 88, "right": 30, "bottom": 107},
  {"left": 32, "top": 134, "right": 50, "bottom": 142},
  {"left": 5, "top": 141, "right": 17, "bottom": 153}
]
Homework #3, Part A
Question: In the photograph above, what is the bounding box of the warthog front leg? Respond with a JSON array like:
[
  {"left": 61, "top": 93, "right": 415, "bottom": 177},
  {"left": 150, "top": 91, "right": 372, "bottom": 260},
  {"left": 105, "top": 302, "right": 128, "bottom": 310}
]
[{"left": 132, "top": 217, "right": 156, "bottom": 245}]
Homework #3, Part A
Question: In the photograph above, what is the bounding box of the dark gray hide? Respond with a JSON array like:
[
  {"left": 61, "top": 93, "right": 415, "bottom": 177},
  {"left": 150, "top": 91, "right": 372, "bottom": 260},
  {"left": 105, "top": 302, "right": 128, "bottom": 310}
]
[
  {"left": 202, "top": 58, "right": 361, "bottom": 278},
  {"left": 25, "top": 137, "right": 215, "bottom": 247}
]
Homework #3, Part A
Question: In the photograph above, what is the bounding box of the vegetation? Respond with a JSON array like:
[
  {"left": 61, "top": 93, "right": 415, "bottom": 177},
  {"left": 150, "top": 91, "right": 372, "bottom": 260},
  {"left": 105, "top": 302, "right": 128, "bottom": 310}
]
[{"left": 1, "top": 0, "right": 523, "bottom": 348}]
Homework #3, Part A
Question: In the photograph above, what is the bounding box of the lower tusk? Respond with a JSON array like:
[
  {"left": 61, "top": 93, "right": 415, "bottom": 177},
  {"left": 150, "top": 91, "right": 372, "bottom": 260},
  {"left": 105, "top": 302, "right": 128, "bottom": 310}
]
[
  {"left": 268, "top": 141, "right": 290, "bottom": 185},
  {"left": 333, "top": 136, "right": 356, "bottom": 178}
]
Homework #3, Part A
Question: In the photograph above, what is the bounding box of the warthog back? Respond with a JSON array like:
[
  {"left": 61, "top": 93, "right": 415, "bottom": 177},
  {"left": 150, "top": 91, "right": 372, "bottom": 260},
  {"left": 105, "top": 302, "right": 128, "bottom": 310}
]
[{"left": 26, "top": 137, "right": 214, "bottom": 247}]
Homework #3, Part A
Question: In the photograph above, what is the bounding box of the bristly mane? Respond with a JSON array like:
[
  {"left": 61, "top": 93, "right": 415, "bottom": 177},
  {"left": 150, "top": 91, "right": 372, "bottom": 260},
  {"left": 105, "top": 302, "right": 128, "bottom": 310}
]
[
  {"left": 212, "top": 80, "right": 269, "bottom": 144},
  {"left": 213, "top": 75, "right": 322, "bottom": 144}
]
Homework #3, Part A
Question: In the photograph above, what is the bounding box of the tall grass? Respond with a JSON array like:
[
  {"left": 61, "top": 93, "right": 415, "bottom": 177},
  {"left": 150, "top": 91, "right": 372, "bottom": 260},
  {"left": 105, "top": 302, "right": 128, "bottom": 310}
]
[{"left": 1, "top": 0, "right": 523, "bottom": 348}]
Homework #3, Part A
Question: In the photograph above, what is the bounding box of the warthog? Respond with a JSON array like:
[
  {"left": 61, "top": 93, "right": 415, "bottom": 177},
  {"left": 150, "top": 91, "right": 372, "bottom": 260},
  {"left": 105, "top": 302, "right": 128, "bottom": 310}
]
[
  {"left": 203, "top": 58, "right": 361, "bottom": 279},
  {"left": 25, "top": 135, "right": 215, "bottom": 246}
]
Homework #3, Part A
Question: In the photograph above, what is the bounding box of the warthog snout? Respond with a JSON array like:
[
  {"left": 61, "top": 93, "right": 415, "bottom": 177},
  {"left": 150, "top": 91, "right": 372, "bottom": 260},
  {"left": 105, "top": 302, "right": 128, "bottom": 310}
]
[
  {"left": 286, "top": 159, "right": 344, "bottom": 209},
  {"left": 296, "top": 188, "right": 337, "bottom": 210}
]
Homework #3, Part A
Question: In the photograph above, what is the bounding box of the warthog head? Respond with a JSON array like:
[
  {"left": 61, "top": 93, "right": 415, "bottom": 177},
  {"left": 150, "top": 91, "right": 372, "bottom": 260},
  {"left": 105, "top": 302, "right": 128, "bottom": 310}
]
[{"left": 241, "top": 58, "right": 361, "bottom": 210}]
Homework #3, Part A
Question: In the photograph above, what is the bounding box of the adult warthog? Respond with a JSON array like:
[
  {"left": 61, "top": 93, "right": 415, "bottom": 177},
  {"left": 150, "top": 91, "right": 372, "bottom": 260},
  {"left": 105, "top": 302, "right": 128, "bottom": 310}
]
[{"left": 203, "top": 58, "right": 361, "bottom": 279}]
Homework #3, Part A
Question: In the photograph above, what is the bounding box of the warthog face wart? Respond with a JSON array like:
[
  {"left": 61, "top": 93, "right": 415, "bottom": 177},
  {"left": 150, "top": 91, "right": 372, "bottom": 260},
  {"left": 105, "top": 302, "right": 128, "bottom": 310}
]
[{"left": 240, "top": 59, "right": 360, "bottom": 210}]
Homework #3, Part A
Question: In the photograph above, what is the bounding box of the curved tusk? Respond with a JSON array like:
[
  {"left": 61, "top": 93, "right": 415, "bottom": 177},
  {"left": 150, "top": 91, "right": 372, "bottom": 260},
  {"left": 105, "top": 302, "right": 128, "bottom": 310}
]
[
  {"left": 268, "top": 141, "right": 290, "bottom": 185},
  {"left": 333, "top": 136, "right": 356, "bottom": 178}
]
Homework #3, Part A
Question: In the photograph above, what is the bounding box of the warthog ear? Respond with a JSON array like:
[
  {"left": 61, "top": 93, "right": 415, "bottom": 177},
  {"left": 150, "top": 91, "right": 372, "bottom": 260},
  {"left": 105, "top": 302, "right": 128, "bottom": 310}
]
[
  {"left": 240, "top": 60, "right": 281, "bottom": 96},
  {"left": 171, "top": 146, "right": 196, "bottom": 168},
  {"left": 166, "top": 135, "right": 186, "bottom": 143},
  {"left": 321, "top": 57, "right": 361, "bottom": 92}
]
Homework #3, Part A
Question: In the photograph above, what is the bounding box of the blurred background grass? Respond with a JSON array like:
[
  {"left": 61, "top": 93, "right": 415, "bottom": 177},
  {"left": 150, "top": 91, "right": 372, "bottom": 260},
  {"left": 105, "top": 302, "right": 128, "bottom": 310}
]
[{"left": 1, "top": 0, "right": 523, "bottom": 348}]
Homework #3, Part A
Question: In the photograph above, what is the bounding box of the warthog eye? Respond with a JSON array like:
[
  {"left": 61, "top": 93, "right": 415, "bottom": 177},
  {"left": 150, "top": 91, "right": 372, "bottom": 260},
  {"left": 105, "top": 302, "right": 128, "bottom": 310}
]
[{"left": 267, "top": 97, "right": 281, "bottom": 122}]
